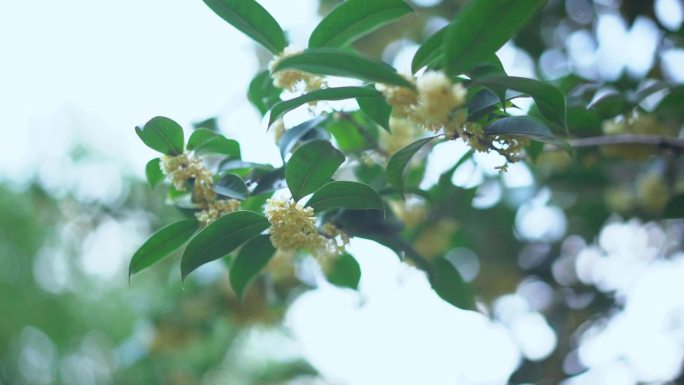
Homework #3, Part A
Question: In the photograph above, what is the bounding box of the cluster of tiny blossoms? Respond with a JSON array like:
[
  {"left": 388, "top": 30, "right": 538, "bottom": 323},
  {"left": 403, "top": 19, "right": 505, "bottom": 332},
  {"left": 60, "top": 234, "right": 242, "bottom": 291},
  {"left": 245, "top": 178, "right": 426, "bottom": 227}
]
[
  {"left": 264, "top": 199, "right": 348, "bottom": 262},
  {"left": 269, "top": 47, "right": 325, "bottom": 93},
  {"left": 377, "top": 71, "right": 467, "bottom": 132},
  {"left": 161, "top": 154, "right": 240, "bottom": 225},
  {"left": 378, "top": 70, "right": 527, "bottom": 169}
]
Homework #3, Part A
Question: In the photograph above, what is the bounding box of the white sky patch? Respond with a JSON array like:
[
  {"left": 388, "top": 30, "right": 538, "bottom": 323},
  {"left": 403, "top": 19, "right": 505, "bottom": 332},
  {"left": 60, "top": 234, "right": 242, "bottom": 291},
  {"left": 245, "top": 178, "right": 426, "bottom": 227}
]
[{"left": 287, "top": 238, "right": 522, "bottom": 385}]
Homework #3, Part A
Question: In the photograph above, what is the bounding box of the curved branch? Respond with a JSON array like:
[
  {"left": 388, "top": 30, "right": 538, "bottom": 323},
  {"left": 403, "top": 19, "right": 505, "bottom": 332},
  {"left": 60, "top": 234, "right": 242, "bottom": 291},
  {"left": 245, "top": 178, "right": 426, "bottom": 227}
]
[{"left": 545, "top": 134, "right": 684, "bottom": 153}]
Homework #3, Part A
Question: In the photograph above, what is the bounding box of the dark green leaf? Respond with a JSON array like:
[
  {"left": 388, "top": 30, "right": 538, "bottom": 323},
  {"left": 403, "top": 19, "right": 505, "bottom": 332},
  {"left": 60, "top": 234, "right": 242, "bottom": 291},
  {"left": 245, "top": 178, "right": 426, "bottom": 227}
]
[
  {"left": 485, "top": 116, "right": 557, "bottom": 142},
  {"left": 444, "top": 0, "right": 546, "bottom": 76},
  {"left": 412, "top": 26, "right": 447, "bottom": 73},
  {"left": 253, "top": 167, "right": 286, "bottom": 195},
  {"left": 631, "top": 81, "right": 668, "bottom": 105},
  {"left": 357, "top": 95, "right": 392, "bottom": 132},
  {"left": 269, "top": 86, "right": 379, "bottom": 126},
  {"left": 279, "top": 116, "right": 328, "bottom": 158},
  {"left": 214, "top": 173, "right": 249, "bottom": 200},
  {"left": 188, "top": 129, "right": 241, "bottom": 158},
  {"left": 181, "top": 211, "right": 270, "bottom": 280},
  {"left": 193, "top": 117, "right": 218, "bottom": 132},
  {"left": 273, "top": 48, "right": 413, "bottom": 88},
  {"left": 309, "top": 0, "right": 413, "bottom": 48},
  {"left": 145, "top": 158, "right": 164, "bottom": 188},
  {"left": 664, "top": 194, "right": 684, "bottom": 219},
  {"left": 248, "top": 70, "right": 282, "bottom": 115},
  {"left": 430, "top": 257, "right": 475, "bottom": 310},
  {"left": 306, "top": 181, "right": 383, "bottom": 213},
  {"left": 326, "top": 253, "right": 361, "bottom": 289},
  {"left": 129, "top": 219, "right": 199, "bottom": 278},
  {"left": 477, "top": 75, "right": 567, "bottom": 129},
  {"left": 325, "top": 118, "right": 370, "bottom": 153},
  {"left": 588, "top": 92, "right": 626, "bottom": 119},
  {"left": 202, "top": 0, "right": 286, "bottom": 54},
  {"left": 135, "top": 116, "right": 184, "bottom": 155},
  {"left": 230, "top": 235, "right": 276, "bottom": 298},
  {"left": 285, "top": 140, "right": 345, "bottom": 202},
  {"left": 386, "top": 137, "right": 435, "bottom": 194}
]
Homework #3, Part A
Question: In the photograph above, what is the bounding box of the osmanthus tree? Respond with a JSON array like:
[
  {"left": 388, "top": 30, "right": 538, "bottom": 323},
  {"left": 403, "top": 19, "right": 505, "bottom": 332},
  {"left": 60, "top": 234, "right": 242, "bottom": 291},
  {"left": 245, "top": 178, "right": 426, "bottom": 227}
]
[{"left": 129, "top": 0, "right": 684, "bottom": 317}]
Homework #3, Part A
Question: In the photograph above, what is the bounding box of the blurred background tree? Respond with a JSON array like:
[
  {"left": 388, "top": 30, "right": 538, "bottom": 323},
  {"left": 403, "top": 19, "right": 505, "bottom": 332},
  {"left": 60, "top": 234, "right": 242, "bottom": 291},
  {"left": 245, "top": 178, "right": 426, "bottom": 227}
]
[{"left": 1, "top": 0, "right": 684, "bottom": 384}]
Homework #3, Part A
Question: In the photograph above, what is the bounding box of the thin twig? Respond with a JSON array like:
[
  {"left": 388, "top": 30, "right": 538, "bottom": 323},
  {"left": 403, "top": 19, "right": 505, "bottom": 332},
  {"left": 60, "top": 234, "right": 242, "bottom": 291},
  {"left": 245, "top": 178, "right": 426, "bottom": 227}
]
[{"left": 544, "top": 134, "right": 684, "bottom": 153}]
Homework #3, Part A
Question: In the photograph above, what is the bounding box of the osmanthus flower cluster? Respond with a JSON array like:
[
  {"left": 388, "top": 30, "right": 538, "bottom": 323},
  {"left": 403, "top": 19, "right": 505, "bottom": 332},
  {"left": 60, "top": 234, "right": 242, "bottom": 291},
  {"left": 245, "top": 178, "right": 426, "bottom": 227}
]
[
  {"left": 128, "top": 0, "right": 578, "bottom": 311},
  {"left": 160, "top": 153, "right": 240, "bottom": 225}
]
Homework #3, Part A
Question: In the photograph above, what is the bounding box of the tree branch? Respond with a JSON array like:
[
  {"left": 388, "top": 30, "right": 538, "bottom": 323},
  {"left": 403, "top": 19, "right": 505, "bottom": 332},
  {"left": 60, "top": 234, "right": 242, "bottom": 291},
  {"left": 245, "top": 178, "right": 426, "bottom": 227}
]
[{"left": 545, "top": 134, "right": 684, "bottom": 153}]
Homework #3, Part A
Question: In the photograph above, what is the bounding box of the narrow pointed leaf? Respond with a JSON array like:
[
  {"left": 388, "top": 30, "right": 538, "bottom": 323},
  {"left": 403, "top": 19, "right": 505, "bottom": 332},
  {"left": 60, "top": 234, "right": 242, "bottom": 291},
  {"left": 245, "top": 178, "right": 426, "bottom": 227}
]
[
  {"left": 477, "top": 75, "right": 567, "bottom": 128},
  {"left": 214, "top": 173, "right": 249, "bottom": 200},
  {"left": 306, "top": 181, "right": 383, "bottom": 213},
  {"left": 181, "top": 211, "right": 270, "bottom": 280},
  {"left": 135, "top": 116, "right": 184, "bottom": 155},
  {"left": 188, "top": 129, "right": 241, "bottom": 158},
  {"left": 145, "top": 158, "right": 164, "bottom": 188},
  {"left": 269, "top": 87, "right": 377, "bottom": 126},
  {"left": 230, "top": 235, "right": 276, "bottom": 298},
  {"left": 309, "top": 0, "right": 413, "bottom": 48},
  {"left": 485, "top": 116, "right": 556, "bottom": 141},
  {"left": 273, "top": 48, "right": 413, "bottom": 88},
  {"left": 326, "top": 253, "right": 361, "bottom": 289},
  {"left": 279, "top": 116, "right": 328, "bottom": 158},
  {"left": 444, "top": 0, "right": 546, "bottom": 76},
  {"left": 386, "top": 137, "right": 435, "bottom": 194},
  {"left": 202, "top": 0, "right": 286, "bottom": 54},
  {"left": 129, "top": 219, "right": 199, "bottom": 278},
  {"left": 248, "top": 70, "right": 282, "bottom": 115},
  {"left": 357, "top": 95, "right": 392, "bottom": 132},
  {"left": 411, "top": 26, "right": 447, "bottom": 73},
  {"left": 430, "top": 257, "right": 475, "bottom": 310},
  {"left": 286, "top": 140, "right": 345, "bottom": 202}
]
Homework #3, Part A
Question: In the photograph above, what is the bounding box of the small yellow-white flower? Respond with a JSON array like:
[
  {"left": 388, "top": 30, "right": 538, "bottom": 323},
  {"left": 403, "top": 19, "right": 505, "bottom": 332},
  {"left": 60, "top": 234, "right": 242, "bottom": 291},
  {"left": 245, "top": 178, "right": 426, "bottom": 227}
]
[
  {"left": 265, "top": 199, "right": 326, "bottom": 253},
  {"left": 414, "top": 71, "right": 467, "bottom": 130},
  {"left": 269, "top": 47, "right": 326, "bottom": 92},
  {"left": 195, "top": 199, "right": 241, "bottom": 225},
  {"left": 161, "top": 154, "right": 216, "bottom": 204}
]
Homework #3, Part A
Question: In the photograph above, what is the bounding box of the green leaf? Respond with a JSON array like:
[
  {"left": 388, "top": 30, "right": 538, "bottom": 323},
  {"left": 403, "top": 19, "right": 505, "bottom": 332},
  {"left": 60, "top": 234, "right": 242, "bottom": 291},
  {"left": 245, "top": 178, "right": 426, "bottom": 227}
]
[
  {"left": 279, "top": 116, "right": 328, "bottom": 158},
  {"left": 202, "top": 0, "right": 286, "bottom": 54},
  {"left": 285, "top": 140, "right": 345, "bottom": 202},
  {"left": 129, "top": 219, "right": 199, "bottom": 278},
  {"left": 587, "top": 92, "right": 626, "bottom": 119},
  {"left": 181, "top": 211, "right": 270, "bottom": 280},
  {"left": 145, "top": 158, "right": 164, "bottom": 188},
  {"left": 412, "top": 26, "right": 447, "bottom": 73},
  {"left": 430, "top": 257, "right": 475, "bottom": 310},
  {"left": 273, "top": 48, "right": 413, "bottom": 88},
  {"left": 444, "top": 0, "right": 546, "bottom": 76},
  {"left": 325, "top": 118, "right": 370, "bottom": 153},
  {"left": 477, "top": 75, "right": 567, "bottom": 128},
  {"left": 269, "top": 86, "right": 380, "bottom": 126},
  {"left": 248, "top": 70, "right": 282, "bottom": 115},
  {"left": 357, "top": 95, "right": 392, "bottom": 132},
  {"left": 484, "top": 116, "right": 557, "bottom": 142},
  {"left": 664, "top": 194, "right": 684, "bottom": 219},
  {"left": 309, "top": 0, "right": 413, "bottom": 48},
  {"left": 187, "top": 129, "right": 241, "bottom": 158},
  {"left": 253, "top": 167, "right": 286, "bottom": 195},
  {"left": 386, "top": 137, "right": 434, "bottom": 194},
  {"left": 326, "top": 253, "right": 361, "bottom": 289},
  {"left": 135, "top": 116, "right": 185, "bottom": 155},
  {"left": 214, "top": 173, "right": 249, "bottom": 200},
  {"left": 193, "top": 117, "right": 219, "bottom": 132},
  {"left": 306, "top": 181, "right": 383, "bottom": 213},
  {"left": 229, "top": 235, "right": 276, "bottom": 298}
]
